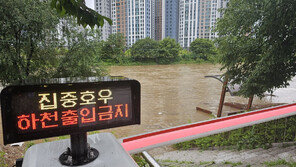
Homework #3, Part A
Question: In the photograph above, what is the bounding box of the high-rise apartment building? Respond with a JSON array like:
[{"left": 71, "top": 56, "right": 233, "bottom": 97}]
[
  {"left": 94, "top": 0, "right": 112, "bottom": 41},
  {"left": 178, "top": 0, "right": 200, "bottom": 48},
  {"left": 198, "top": 0, "right": 224, "bottom": 39},
  {"left": 111, "top": 0, "right": 127, "bottom": 36},
  {"left": 151, "top": 0, "right": 156, "bottom": 40},
  {"left": 178, "top": 0, "right": 228, "bottom": 48},
  {"left": 110, "top": 0, "right": 153, "bottom": 46},
  {"left": 198, "top": 0, "right": 212, "bottom": 39},
  {"left": 154, "top": 0, "right": 162, "bottom": 41},
  {"left": 93, "top": 0, "right": 227, "bottom": 47},
  {"left": 126, "top": 0, "right": 152, "bottom": 46},
  {"left": 162, "top": 0, "right": 179, "bottom": 41}
]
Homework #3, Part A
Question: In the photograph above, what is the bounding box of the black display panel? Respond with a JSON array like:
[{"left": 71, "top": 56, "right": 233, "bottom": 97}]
[{"left": 0, "top": 77, "right": 140, "bottom": 144}]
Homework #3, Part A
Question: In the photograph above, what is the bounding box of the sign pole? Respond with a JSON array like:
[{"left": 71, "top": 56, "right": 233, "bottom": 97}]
[
  {"left": 70, "top": 133, "right": 90, "bottom": 164},
  {"left": 59, "top": 132, "right": 99, "bottom": 166},
  {"left": 0, "top": 77, "right": 140, "bottom": 166}
]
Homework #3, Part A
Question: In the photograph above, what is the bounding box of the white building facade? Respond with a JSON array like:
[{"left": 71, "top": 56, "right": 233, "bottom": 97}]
[
  {"left": 94, "top": 0, "right": 112, "bottom": 41},
  {"left": 126, "top": 0, "right": 152, "bottom": 46},
  {"left": 91, "top": 0, "right": 228, "bottom": 47},
  {"left": 178, "top": 0, "right": 200, "bottom": 48},
  {"left": 178, "top": 0, "right": 228, "bottom": 48}
]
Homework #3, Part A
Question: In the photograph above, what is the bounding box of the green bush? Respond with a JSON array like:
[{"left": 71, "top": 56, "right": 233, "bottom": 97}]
[
  {"left": 179, "top": 49, "right": 193, "bottom": 61},
  {"left": 156, "top": 38, "right": 182, "bottom": 64},
  {"left": 103, "top": 37, "right": 220, "bottom": 65},
  {"left": 130, "top": 38, "right": 159, "bottom": 63},
  {"left": 190, "top": 38, "right": 218, "bottom": 62}
]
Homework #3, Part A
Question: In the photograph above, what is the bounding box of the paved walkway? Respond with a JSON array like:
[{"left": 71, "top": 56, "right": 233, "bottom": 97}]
[{"left": 152, "top": 144, "right": 296, "bottom": 166}]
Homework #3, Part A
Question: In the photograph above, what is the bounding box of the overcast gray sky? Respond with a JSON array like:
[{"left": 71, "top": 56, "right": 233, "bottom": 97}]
[{"left": 85, "top": 0, "right": 94, "bottom": 9}]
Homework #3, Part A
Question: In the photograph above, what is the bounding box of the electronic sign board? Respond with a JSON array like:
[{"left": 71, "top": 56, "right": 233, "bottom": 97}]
[{"left": 0, "top": 77, "right": 140, "bottom": 144}]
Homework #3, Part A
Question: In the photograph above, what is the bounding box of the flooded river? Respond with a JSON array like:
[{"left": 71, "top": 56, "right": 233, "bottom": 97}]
[
  {"left": 102, "top": 64, "right": 296, "bottom": 138},
  {"left": 1, "top": 64, "right": 295, "bottom": 143}
]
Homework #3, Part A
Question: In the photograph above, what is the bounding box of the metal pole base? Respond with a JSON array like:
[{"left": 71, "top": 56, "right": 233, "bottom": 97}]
[
  {"left": 59, "top": 146, "right": 99, "bottom": 166},
  {"left": 59, "top": 133, "right": 99, "bottom": 166}
]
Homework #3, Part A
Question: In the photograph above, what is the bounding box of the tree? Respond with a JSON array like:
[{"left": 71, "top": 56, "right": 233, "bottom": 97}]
[
  {"left": 179, "top": 49, "right": 192, "bottom": 61},
  {"left": 216, "top": 0, "right": 296, "bottom": 97},
  {"left": 130, "top": 38, "right": 159, "bottom": 62},
  {"left": 100, "top": 33, "right": 126, "bottom": 63},
  {"left": 190, "top": 38, "right": 217, "bottom": 61},
  {"left": 50, "top": 0, "right": 112, "bottom": 28},
  {"left": 0, "top": 0, "right": 107, "bottom": 85},
  {"left": 55, "top": 20, "right": 107, "bottom": 78},
  {"left": 0, "top": 0, "right": 60, "bottom": 84},
  {"left": 157, "top": 37, "right": 181, "bottom": 64}
]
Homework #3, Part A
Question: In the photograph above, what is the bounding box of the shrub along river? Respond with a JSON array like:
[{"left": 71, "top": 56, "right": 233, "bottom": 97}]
[{"left": 104, "top": 64, "right": 296, "bottom": 138}]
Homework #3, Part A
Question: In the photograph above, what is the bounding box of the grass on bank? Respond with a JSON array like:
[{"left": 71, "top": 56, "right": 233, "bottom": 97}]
[
  {"left": 174, "top": 115, "right": 296, "bottom": 150},
  {"left": 224, "top": 161, "right": 243, "bottom": 166},
  {"left": 132, "top": 154, "right": 150, "bottom": 167},
  {"left": 0, "top": 151, "right": 7, "bottom": 167},
  {"left": 264, "top": 159, "right": 296, "bottom": 167}
]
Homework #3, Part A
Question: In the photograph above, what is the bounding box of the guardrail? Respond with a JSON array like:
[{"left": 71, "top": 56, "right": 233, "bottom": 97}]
[{"left": 121, "top": 103, "right": 296, "bottom": 154}]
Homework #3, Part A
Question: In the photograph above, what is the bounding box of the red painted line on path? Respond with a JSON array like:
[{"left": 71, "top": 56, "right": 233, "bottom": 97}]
[{"left": 122, "top": 103, "right": 296, "bottom": 152}]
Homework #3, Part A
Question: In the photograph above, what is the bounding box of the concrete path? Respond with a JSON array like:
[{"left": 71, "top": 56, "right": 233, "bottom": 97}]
[{"left": 152, "top": 144, "right": 296, "bottom": 166}]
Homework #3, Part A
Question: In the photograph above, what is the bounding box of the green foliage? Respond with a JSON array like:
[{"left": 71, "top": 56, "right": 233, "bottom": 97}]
[
  {"left": 100, "top": 33, "right": 126, "bottom": 63},
  {"left": 174, "top": 116, "right": 296, "bottom": 150},
  {"left": 57, "top": 135, "right": 70, "bottom": 140},
  {"left": 157, "top": 37, "right": 182, "bottom": 64},
  {"left": 25, "top": 141, "right": 35, "bottom": 151},
  {"left": 0, "top": 0, "right": 60, "bottom": 84},
  {"left": 264, "top": 159, "right": 296, "bottom": 167},
  {"left": 0, "top": 0, "right": 107, "bottom": 85},
  {"left": 56, "top": 43, "right": 106, "bottom": 78},
  {"left": 97, "top": 36, "right": 218, "bottom": 65},
  {"left": 88, "top": 130, "right": 100, "bottom": 135},
  {"left": 190, "top": 38, "right": 218, "bottom": 61},
  {"left": 130, "top": 38, "right": 159, "bottom": 63},
  {"left": 224, "top": 161, "right": 242, "bottom": 166},
  {"left": 158, "top": 159, "right": 195, "bottom": 166},
  {"left": 127, "top": 37, "right": 217, "bottom": 65},
  {"left": 50, "top": 0, "right": 112, "bottom": 28},
  {"left": 55, "top": 26, "right": 107, "bottom": 77},
  {"left": 132, "top": 154, "right": 149, "bottom": 167},
  {"left": 199, "top": 161, "right": 215, "bottom": 165},
  {"left": 124, "top": 49, "right": 132, "bottom": 57},
  {"left": 0, "top": 151, "right": 7, "bottom": 167},
  {"left": 178, "top": 49, "right": 192, "bottom": 61},
  {"left": 216, "top": 0, "right": 296, "bottom": 97}
]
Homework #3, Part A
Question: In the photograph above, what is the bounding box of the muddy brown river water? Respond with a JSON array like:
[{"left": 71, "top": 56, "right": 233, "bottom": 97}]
[
  {"left": 103, "top": 64, "right": 296, "bottom": 138},
  {"left": 1, "top": 64, "right": 295, "bottom": 143}
]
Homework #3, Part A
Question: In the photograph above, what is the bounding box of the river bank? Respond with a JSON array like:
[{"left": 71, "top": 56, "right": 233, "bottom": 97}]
[
  {"left": 1, "top": 64, "right": 296, "bottom": 166},
  {"left": 104, "top": 59, "right": 214, "bottom": 66}
]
